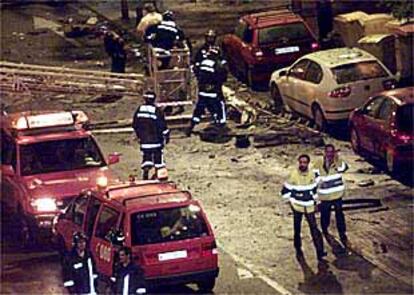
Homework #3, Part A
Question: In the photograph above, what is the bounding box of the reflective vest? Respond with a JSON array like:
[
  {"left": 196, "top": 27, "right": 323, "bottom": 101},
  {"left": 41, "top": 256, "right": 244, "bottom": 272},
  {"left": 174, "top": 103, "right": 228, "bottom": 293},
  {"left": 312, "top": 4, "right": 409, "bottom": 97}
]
[
  {"left": 281, "top": 168, "right": 318, "bottom": 213},
  {"left": 314, "top": 157, "right": 348, "bottom": 201}
]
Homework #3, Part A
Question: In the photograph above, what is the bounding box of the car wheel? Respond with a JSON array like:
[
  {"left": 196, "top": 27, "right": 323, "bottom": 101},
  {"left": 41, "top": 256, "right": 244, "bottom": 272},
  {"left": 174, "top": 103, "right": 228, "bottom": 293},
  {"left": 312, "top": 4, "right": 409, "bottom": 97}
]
[
  {"left": 350, "top": 127, "right": 361, "bottom": 154},
  {"left": 197, "top": 278, "right": 216, "bottom": 292},
  {"left": 312, "top": 104, "right": 326, "bottom": 131},
  {"left": 17, "top": 213, "right": 36, "bottom": 249},
  {"left": 244, "top": 64, "right": 254, "bottom": 88},
  {"left": 270, "top": 84, "right": 284, "bottom": 114},
  {"left": 385, "top": 149, "right": 395, "bottom": 174}
]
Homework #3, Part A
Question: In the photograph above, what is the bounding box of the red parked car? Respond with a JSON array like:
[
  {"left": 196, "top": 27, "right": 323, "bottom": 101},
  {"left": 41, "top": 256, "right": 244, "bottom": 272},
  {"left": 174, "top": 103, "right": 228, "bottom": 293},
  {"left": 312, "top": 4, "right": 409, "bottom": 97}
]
[
  {"left": 222, "top": 9, "right": 318, "bottom": 87},
  {"left": 349, "top": 87, "right": 414, "bottom": 173},
  {"left": 0, "top": 110, "right": 120, "bottom": 246},
  {"left": 53, "top": 180, "right": 219, "bottom": 292}
]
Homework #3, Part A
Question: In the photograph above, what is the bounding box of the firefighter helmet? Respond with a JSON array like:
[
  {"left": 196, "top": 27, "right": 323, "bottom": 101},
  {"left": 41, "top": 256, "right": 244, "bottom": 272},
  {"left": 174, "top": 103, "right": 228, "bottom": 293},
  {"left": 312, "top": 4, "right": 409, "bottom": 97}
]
[
  {"left": 73, "top": 232, "right": 87, "bottom": 245},
  {"left": 162, "top": 10, "right": 175, "bottom": 21},
  {"left": 143, "top": 91, "right": 156, "bottom": 104},
  {"left": 205, "top": 29, "right": 217, "bottom": 45}
]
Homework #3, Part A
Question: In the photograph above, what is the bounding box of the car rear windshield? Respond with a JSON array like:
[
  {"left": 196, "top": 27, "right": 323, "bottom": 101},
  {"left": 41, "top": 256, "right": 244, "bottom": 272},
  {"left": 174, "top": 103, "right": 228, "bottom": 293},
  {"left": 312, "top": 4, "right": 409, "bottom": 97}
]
[
  {"left": 396, "top": 104, "right": 414, "bottom": 134},
  {"left": 20, "top": 137, "right": 105, "bottom": 176},
  {"left": 258, "top": 22, "right": 310, "bottom": 45},
  {"left": 332, "top": 61, "right": 388, "bottom": 84},
  {"left": 131, "top": 205, "right": 209, "bottom": 245}
]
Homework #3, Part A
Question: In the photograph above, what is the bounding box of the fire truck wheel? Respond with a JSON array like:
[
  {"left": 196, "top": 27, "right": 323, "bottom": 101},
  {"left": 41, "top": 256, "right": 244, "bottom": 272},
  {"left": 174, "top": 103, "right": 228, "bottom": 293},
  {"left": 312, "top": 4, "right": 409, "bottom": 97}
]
[{"left": 197, "top": 278, "right": 216, "bottom": 292}]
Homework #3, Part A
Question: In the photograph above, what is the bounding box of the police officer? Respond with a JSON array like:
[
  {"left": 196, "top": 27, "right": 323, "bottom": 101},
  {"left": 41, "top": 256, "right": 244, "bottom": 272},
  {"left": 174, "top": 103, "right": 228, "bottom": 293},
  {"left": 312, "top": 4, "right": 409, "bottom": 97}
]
[
  {"left": 281, "top": 154, "right": 326, "bottom": 261},
  {"left": 144, "top": 10, "right": 185, "bottom": 69},
  {"left": 132, "top": 91, "right": 170, "bottom": 180},
  {"left": 112, "top": 247, "right": 146, "bottom": 294},
  {"left": 62, "top": 232, "right": 98, "bottom": 295},
  {"left": 314, "top": 144, "right": 350, "bottom": 248},
  {"left": 186, "top": 47, "right": 228, "bottom": 136}
]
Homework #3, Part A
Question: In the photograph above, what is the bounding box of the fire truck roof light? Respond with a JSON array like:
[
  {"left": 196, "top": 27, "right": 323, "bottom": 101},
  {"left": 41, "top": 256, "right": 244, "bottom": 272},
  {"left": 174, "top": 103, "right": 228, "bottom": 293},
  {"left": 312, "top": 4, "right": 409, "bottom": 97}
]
[{"left": 11, "top": 112, "right": 75, "bottom": 130}]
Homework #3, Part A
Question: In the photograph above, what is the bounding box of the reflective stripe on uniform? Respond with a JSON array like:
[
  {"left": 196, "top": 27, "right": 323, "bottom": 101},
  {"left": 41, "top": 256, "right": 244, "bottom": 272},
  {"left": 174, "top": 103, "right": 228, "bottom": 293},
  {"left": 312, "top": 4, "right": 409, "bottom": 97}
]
[
  {"left": 87, "top": 258, "right": 96, "bottom": 295},
  {"left": 137, "top": 113, "right": 157, "bottom": 120},
  {"left": 201, "top": 59, "right": 215, "bottom": 67},
  {"left": 140, "top": 105, "right": 156, "bottom": 113},
  {"left": 64, "top": 280, "right": 74, "bottom": 287},
  {"left": 282, "top": 192, "right": 291, "bottom": 199},
  {"left": 192, "top": 117, "right": 201, "bottom": 123},
  {"left": 219, "top": 101, "right": 226, "bottom": 123},
  {"left": 290, "top": 198, "right": 315, "bottom": 207},
  {"left": 283, "top": 182, "right": 317, "bottom": 192},
  {"left": 141, "top": 143, "right": 162, "bottom": 149},
  {"left": 319, "top": 173, "right": 342, "bottom": 182},
  {"left": 163, "top": 129, "right": 170, "bottom": 135},
  {"left": 319, "top": 185, "right": 345, "bottom": 195},
  {"left": 123, "top": 274, "right": 130, "bottom": 295},
  {"left": 200, "top": 66, "right": 215, "bottom": 72},
  {"left": 141, "top": 161, "right": 154, "bottom": 168},
  {"left": 158, "top": 25, "right": 178, "bottom": 33},
  {"left": 199, "top": 91, "right": 217, "bottom": 98}
]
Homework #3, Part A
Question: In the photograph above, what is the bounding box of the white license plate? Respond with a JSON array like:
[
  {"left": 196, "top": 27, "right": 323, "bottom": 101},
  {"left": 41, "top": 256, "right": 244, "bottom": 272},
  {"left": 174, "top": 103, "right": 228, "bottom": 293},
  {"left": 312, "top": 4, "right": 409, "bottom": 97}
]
[
  {"left": 158, "top": 250, "right": 187, "bottom": 261},
  {"left": 275, "top": 46, "right": 300, "bottom": 55}
]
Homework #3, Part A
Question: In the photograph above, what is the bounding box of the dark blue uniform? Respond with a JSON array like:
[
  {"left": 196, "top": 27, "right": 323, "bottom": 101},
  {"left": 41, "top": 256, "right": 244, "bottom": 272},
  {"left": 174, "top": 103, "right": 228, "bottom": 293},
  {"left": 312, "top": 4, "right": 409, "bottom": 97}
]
[
  {"left": 113, "top": 262, "right": 146, "bottom": 294},
  {"left": 62, "top": 249, "right": 98, "bottom": 295}
]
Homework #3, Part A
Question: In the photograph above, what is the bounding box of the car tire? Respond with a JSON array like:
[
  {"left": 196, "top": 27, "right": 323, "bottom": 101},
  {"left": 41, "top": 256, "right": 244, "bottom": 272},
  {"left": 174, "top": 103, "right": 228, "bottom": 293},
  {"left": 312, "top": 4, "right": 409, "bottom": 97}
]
[
  {"left": 17, "top": 211, "right": 36, "bottom": 249},
  {"left": 312, "top": 104, "right": 326, "bottom": 131},
  {"left": 385, "top": 149, "right": 395, "bottom": 174},
  {"left": 270, "top": 83, "right": 284, "bottom": 114},
  {"left": 244, "top": 64, "right": 254, "bottom": 89},
  {"left": 197, "top": 278, "right": 216, "bottom": 292},
  {"left": 350, "top": 127, "right": 361, "bottom": 154}
]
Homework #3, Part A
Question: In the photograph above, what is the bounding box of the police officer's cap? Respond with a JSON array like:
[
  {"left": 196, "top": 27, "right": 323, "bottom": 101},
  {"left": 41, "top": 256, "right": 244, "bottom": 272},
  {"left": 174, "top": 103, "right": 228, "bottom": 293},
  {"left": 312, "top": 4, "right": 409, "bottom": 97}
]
[
  {"left": 143, "top": 91, "right": 156, "bottom": 102},
  {"left": 73, "top": 232, "right": 87, "bottom": 244},
  {"left": 162, "top": 10, "right": 174, "bottom": 21}
]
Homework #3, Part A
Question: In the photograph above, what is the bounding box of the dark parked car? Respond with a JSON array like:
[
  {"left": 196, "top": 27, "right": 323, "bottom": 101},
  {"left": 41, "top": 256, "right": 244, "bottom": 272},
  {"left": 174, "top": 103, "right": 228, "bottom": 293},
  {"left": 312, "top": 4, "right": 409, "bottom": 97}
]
[
  {"left": 222, "top": 9, "right": 318, "bottom": 88},
  {"left": 349, "top": 87, "right": 414, "bottom": 173}
]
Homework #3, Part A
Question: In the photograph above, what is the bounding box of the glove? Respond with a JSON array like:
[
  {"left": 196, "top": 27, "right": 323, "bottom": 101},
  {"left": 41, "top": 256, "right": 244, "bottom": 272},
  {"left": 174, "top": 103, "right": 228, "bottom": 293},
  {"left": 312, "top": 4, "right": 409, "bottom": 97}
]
[{"left": 165, "top": 135, "right": 170, "bottom": 145}]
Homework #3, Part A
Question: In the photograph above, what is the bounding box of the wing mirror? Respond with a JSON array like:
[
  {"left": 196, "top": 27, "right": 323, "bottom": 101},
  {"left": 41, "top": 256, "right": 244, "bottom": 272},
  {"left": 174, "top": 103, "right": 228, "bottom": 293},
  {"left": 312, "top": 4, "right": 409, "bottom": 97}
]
[
  {"left": 107, "top": 152, "right": 121, "bottom": 165},
  {"left": 2, "top": 165, "right": 15, "bottom": 176}
]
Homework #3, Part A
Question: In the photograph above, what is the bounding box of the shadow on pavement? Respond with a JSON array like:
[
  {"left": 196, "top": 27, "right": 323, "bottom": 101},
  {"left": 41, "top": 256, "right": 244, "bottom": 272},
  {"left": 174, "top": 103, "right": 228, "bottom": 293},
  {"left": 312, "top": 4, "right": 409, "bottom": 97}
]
[{"left": 297, "top": 256, "right": 343, "bottom": 294}]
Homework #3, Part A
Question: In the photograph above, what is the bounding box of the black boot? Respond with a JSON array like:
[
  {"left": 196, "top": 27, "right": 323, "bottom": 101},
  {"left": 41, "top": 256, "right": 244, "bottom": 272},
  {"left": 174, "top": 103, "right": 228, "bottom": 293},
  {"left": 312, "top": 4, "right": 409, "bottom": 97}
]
[
  {"left": 185, "top": 122, "right": 195, "bottom": 137},
  {"left": 142, "top": 168, "right": 149, "bottom": 180}
]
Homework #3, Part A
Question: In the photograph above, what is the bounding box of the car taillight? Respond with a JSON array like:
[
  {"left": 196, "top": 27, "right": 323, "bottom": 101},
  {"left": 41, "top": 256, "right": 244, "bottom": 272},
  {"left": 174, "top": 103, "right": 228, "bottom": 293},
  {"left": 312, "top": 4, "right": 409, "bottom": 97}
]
[
  {"left": 383, "top": 79, "right": 397, "bottom": 90},
  {"left": 329, "top": 86, "right": 351, "bottom": 98},
  {"left": 202, "top": 240, "right": 218, "bottom": 254},
  {"left": 391, "top": 129, "right": 413, "bottom": 142},
  {"left": 311, "top": 42, "right": 319, "bottom": 50}
]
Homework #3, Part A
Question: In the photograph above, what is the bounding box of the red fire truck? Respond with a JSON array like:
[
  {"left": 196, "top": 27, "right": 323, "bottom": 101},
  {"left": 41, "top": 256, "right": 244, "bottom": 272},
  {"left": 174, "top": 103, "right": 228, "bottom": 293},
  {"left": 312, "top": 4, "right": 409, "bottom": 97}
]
[{"left": 1, "top": 110, "right": 121, "bottom": 247}]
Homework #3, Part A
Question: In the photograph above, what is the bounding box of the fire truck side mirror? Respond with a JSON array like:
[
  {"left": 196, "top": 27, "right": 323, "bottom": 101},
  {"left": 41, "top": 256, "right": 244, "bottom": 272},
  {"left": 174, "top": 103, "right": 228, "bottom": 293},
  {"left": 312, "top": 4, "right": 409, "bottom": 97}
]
[
  {"left": 2, "top": 165, "right": 15, "bottom": 176},
  {"left": 107, "top": 153, "right": 121, "bottom": 165}
]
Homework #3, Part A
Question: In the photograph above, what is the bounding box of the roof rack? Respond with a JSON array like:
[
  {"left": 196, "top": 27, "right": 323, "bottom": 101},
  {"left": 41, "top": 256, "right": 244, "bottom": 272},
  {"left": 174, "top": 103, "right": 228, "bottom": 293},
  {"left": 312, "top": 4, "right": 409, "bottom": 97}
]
[
  {"left": 107, "top": 180, "right": 177, "bottom": 195},
  {"left": 251, "top": 9, "right": 294, "bottom": 24},
  {"left": 122, "top": 190, "right": 192, "bottom": 206}
]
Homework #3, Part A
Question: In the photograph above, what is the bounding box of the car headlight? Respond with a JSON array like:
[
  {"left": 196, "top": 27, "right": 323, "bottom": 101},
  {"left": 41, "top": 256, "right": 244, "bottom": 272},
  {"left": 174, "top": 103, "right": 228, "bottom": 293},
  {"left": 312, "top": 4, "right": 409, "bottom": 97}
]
[{"left": 31, "top": 197, "right": 57, "bottom": 212}]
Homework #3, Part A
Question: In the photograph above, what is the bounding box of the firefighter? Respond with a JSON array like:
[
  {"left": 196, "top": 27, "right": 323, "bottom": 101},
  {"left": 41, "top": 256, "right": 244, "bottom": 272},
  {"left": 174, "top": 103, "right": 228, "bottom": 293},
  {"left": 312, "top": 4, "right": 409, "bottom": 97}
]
[
  {"left": 144, "top": 10, "right": 186, "bottom": 69},
  {"left": 186, "top": 47, "right": 228, "bottom": 136},
  {"left": 112, "top": 36, "right": 127, "bottom": 73},
  {"left": 281, "top": 154, "right": 327, "bottom": 261},
  {"left": 136, "top": 2, "right": 162, "bottom": 39},
  {"left": 112, "top": 247, "right": 146, "bottom": 294},
  {"left": 194, "top": 29, "right": 225, "bottom": 64},
  {"left": 132, "top": 91, "right": 170, "bottom": 180},
  {"left": 314, "top": 144, "right": 350, "bottom": 249},
  {"left": 62, "top": 232, "right": 98, "bottom": 295}
]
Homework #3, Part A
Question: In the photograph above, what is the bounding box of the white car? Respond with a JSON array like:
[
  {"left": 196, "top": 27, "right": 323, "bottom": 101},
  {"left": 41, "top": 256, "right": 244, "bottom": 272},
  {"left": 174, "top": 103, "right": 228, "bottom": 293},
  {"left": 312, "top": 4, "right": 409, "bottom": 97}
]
[{"left": 269, "top": 47, "right": 397, "bottom": 130}]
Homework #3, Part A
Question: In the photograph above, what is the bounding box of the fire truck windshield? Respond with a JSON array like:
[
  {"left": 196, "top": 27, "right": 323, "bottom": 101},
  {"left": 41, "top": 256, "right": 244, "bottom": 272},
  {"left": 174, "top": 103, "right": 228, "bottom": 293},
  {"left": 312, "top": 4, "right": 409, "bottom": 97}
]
[{"left": 20, "top": 137, "right": 105, "bottom": 176}]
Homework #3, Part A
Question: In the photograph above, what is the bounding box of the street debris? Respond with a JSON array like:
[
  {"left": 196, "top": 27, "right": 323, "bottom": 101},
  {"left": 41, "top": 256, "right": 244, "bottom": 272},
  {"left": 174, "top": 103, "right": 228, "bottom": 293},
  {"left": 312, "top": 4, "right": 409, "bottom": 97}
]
[{"left": 358, "top": 179, "right": 375, "bottom": 187}]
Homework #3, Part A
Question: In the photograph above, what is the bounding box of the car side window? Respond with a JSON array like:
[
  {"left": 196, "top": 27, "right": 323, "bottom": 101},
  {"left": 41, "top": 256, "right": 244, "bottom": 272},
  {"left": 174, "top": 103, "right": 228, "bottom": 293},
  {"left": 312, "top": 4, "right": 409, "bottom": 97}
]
[
  {"left": 289, "top": 59, "right": 310, "bottom": 80},
  {"left": 235, "top": 21, "right": 247, "bottom": 39},
  {"left": 243, "top": 27, "right": 253, "bottom": 43},
  {"left": 94, "top": 206, "right": 120, "bottom": 241},
  {"left": 85, "top": 196, "right": 102, "bottom": 237},
  {"left": 1, "top": 131, "right": 16, "bottom": 169},
  {"left": 305, "top": 61, "right": 323, "bottom": 84},
  {"left": 378, "top": 97, "right": 397, "bottom": 123},
  {"left": 72, "top": 194, "right": 89, "bottom": 226},
  {"left": 364, "top": 96, "right": 385, "bottom": 118}
]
